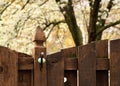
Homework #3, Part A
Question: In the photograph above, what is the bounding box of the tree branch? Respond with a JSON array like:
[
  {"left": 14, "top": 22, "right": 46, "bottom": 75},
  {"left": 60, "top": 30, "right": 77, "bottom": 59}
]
[
  {"left": 46, "top": 24, "right": 61, "bottom": 39},
  {"left": 107, "top": 0, "right": 114, "bottom": 12},
  {"left": 96, "top": 20, "right": 120, "bottom": 35},
  {"left": 98, "top": 0, "right": 114, "bottom": 27},
  {"left": 56, "top": 0, "right": 83, "bottom": 46},
  {"left": 88, "top": 0, "right": 93, "bottom": 7},
  {"left": 0, "top": 1, "right": 15, "bottom": 18},
  {"left": 88, "top": 0, "right": 101, "bottom": 42},
  {"left": 43, "top": 20, "right": 65, "bottom": 30},
  {"left": 21, "top": 0, "right": 30, "bottom": 10},
  {"left": 46, "top": 26, "right": 54, "bottom": 39},
  {"left": 39, "top": 0, "right": 49, "bottom": 7},
  {"left": 21, "top": 0, "right": 49, "bottom": 10},
  {"left": 95, "top": 0, "right": 115, "bottom": 40}
]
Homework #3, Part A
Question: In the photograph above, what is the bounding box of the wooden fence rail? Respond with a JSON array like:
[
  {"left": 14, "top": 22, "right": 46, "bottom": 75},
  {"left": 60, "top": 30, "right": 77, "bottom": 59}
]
[{"left": 0, "top": 26, "right": 120, "bottom": 86}]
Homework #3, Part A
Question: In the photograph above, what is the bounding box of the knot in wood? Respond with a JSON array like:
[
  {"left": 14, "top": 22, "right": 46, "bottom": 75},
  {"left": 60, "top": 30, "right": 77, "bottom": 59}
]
[{"left": 0, "top": 66, "right": 4, "bottom": 73}]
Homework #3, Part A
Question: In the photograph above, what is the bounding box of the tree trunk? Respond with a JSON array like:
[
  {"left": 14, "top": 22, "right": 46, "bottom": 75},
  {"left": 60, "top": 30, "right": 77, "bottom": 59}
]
[
  {"left": 59, "top": 0, "right": 83, "bottom": 46},
  {"left": 88, "top": 0, "right": 101, "bottom": 43}
]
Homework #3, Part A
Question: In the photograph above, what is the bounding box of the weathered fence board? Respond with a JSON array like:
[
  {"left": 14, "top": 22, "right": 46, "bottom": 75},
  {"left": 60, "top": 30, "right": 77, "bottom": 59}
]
[
  {"left": 110, "top": 39, "right": 120, "bottom": 86},
  {"left": 18, "top": 56, "right": 34, "bottom": 70},
  {"left": 95, "top": 40, "right": 108, "bottom": 86},
  {"left": 0, "top": 46, "right": 18, "bottom": 86},
  {"left": 17, "top": 52, "right": 34, "bottom": 86},
  {"left": 47, "top": 52, "right": 64, "bottom": 86},
  {"left": 65, "top": 58, "right": 109, "bottom": 70},
  {"left": 64, "top": 58, "right": 78, "bottom": 70},
  {"left": 62, "top": 47, "right": 77, "bottom": 86},
  {"left": 18, "top": 70, "right": 33, "bottom": 86},
  {"left": 78, "top": 43, "right": 96, "bottom": 86}
]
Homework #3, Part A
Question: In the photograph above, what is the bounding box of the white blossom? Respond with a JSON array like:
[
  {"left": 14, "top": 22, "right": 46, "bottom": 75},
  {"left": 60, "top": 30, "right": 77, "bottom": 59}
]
[
  {"left": 113, "top": 0, "right": 118, "bottom": 4},
  {"left": 60, "top": 3, "right": 66, "bottom": 8},
  {"left": 0, "top": 0, "right": 6, "bottom": 6},
  {"left": 101, "top": 14, "right": 107, "bottom": 19},
  {"left": 60, "top": 0, "right": 68, "bottom": 3}
]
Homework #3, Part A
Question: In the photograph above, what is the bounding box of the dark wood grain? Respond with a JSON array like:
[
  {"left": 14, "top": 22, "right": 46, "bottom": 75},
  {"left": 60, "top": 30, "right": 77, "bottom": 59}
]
[
  {"left": 78, "top": 43, "right": 96, "bottom": 86},
  {"left": 47, "top": 52, "right": 64, "bottom": 86},
  {"left": 64, "top": 58, "right": 78, "bottom": 70},
  {"left": 96, "top": 58, "right": 109, "bottom": 70},
  {"left": 62, "top": 47, "right": 77, "bottom": 86},
  {"left": 95, "top": 40, "right": 108, "bottom": 86},
  {"left": 18, "top": 56, "right": 33, "bottom": 70},
  {"left": 64, "top": 58, "right": 109, "bottom": 70},
  {"left": 110, "top": 39, "right": 120, "bottom": 86},
  {"left": 18, "top": 70, "right": 33, "bottom": 86},
  {"left": 0, "top": 46, "right": 18, "bottom": 86}
]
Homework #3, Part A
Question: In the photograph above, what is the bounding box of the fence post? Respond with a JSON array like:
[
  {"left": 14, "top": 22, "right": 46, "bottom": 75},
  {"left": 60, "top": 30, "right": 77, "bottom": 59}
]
[{"left": 32, "top": 26, "right": 47, "bottom": 86}]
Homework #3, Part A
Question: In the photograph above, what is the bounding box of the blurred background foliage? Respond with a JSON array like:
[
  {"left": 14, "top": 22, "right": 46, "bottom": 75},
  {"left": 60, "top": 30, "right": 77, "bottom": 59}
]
[{"left": 0, "top": 0, "right": 120, "bottom": 54}]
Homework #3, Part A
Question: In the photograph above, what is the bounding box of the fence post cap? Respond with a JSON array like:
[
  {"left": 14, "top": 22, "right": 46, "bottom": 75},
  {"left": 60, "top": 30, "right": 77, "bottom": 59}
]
[{"left": 33, "top": 26, "right": 46, "bottom": 43}]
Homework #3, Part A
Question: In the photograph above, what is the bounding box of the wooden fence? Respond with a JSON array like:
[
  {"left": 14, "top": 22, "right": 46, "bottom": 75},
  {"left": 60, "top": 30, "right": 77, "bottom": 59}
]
[{"left": 0, "top": 26, "right": 120, "bottom": 86}]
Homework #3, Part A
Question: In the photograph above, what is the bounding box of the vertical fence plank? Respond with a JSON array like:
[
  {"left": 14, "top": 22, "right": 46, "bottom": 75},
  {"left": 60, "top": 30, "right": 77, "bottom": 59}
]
[
  {"left": 62, "top": 47, "right": 77, "bottom": 86},
  {"left": 110, "top": 39, "right": 120, "bottom": 86},
  {"left": 18, "top": 70, "right": 33, "bottom": 86},
  {"left": 0, "top": 46, "right": 18, "bottom": 86},
  {"left": 95, "top": 40, "right": 108, "bottom": 86},
  {"left": 32, "top": 26, "right": 47, "bottom": 86},
  {"left": 78, "top": 43, "right": 96, "bottom": 86},
  {"left": 47, "top": 52, "right": 64, "bottom": 86}
]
